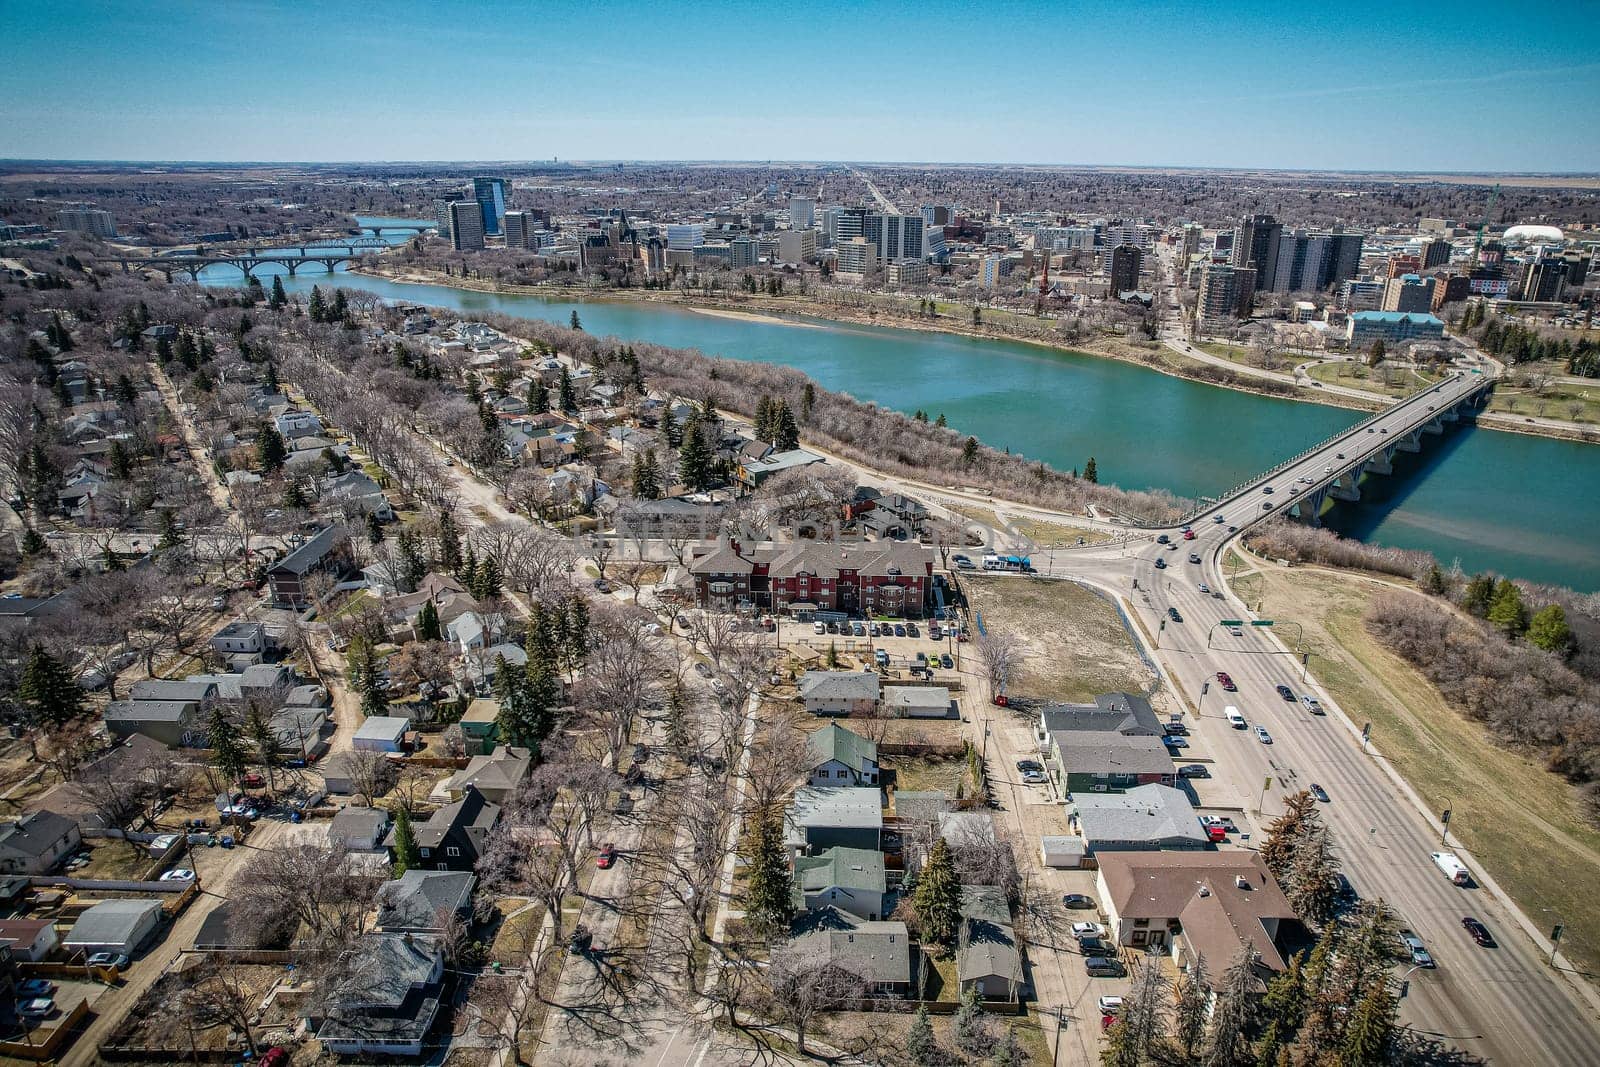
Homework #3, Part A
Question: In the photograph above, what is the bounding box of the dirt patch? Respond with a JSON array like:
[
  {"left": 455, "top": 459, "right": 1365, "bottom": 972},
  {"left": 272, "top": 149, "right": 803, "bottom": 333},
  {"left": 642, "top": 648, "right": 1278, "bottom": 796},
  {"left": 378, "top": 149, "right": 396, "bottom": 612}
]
[
  {"left": 963, "top": 577, "right": 1152, "bottom": 702},
  {"left": 1252, "top": 561, "right": 1600, "bottom": 979}
]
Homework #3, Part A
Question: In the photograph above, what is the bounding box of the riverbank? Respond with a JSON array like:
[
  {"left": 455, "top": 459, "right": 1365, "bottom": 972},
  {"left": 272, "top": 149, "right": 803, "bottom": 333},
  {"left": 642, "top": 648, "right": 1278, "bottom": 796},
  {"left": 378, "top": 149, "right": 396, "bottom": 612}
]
[{"left": 350, "top": 265, "right": 1387, "bottom": 414}]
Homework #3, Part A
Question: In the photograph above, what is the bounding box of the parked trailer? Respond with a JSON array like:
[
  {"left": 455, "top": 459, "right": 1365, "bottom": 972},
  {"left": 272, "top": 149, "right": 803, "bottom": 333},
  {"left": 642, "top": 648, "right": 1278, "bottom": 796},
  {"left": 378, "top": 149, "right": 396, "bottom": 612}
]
[{"left": 1431, "top": 851, "right": 1471, "bottom": 886}]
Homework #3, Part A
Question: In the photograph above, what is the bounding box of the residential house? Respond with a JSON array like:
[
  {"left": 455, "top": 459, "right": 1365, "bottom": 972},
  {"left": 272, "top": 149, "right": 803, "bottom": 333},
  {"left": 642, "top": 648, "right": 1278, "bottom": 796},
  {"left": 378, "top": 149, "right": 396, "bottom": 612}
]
[
  {"left": 447, "top": 611, "right": 501, "bottom": 657},
  {"left": 798, "top": 671, "right": 881, "bottom": 717},
  {"left": 458, "top": 697, "right": 500, "bottom": 756},
  {"left": 792, "top": 846, "right": 888, "bottom": 921},
  {"left": 104, "top": 697, "right": 205, "bottom": 747},
  {"left": 1048, "top": 731, "right": 1176, "bottom": 795},
  {"left": 376, "top": 870, "right": 476, "bottom": 933},
  {"left": 315, "top": 932, "right": 446, "bottom": 1057},
  {"left": 807, "top": 723, "right": 880, "bottom": 787},
  {"left": 267, "top": 525, "right": 352, "bottom": 607},
  {"left": 737, "top": 448, "right": 826, "bottom": 489},
  {"left": 690, "top": 539, "right": 936, "bottom": 618},
  {"left": 209, "top": 621, "right": 272, "bottom": 658},
  {"left": 64, "top": 898, "right": 163, "bottom": 957},
  {"left": 391, "top": 786, "right": 500, "bottom": 872},
  {"left": 0, "top": 918, "right": 60, "bottom": 962},
  {"left": 784, "top": 786, "right": 883, "bottom": 855},
  {"left": 1037, "top": 692, "right": 1164, "bottom": 739},
  {"left": 322, "top": 470, "right": 394, "bottom": 522},
  {"left": 328, "top": 805, "right": 392, "bottom": 852},
  {"left": 609, "top": 496, "right": 726, "bottom": 540},
  {"left": 354, "top": 716, "right": 411, "bottom": 753},
  {"left": 440, "top": 746, "right": 532, "bottom": 805},
  {"left": 783, "top": 908, "right": 911, "bottom": 995},
  {"left": 0, "top": 810, "right": 81, "bottom": 875},
  {"left": 843, "top": 488, "right": 931, "bottom": 541},
  {"left": 1072, "top": 783, "right": 1208, "bottom": 853},
  {"left": 274, "top": 410, "right": 323, "bottom": 439},
  {"left": 882, "top": 686, "right": 953, "bottom": 719},
  {"left": 1095, "top": 851, "right": 1299, "bottom": 978},
  {"left": 958, "top": 884, "right": 1022, "bottom": 1000}
]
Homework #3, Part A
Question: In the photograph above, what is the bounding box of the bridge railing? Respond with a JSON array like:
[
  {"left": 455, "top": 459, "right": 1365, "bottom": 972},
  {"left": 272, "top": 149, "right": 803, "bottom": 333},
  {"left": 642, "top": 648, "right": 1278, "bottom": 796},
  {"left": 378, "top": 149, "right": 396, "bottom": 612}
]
[{"left": 1126, "top": 373, "right": 1488, "bottom": 530}]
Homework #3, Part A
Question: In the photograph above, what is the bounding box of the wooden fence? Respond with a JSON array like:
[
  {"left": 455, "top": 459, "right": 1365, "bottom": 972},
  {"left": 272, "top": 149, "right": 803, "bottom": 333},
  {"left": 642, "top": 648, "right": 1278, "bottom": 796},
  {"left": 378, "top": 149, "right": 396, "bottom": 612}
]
[{"left": 0, "top": 998, "right": 90, "bottom": 1060}]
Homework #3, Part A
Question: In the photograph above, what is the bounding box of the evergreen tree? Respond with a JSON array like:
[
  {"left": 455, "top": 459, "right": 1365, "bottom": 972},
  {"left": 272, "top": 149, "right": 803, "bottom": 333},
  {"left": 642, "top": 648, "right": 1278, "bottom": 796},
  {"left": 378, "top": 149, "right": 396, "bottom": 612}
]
[
  {"left": 1461, "top": 572, "right": 1494, "bottom": 616},
  {"left": 525, "top": 602, "right": 559, "bottom": 678},
  {"left": 774, "top": 401, "right": 800, "bottom": 451},
  {"left": 527, "top": 377, "right": 550, "bottom": 414},
  {"left": 661, "top": 404, "right": 682, "bottom": 448},
  {"left": 458, "top": 545, "right": 480, "bottom": 595},
  {"left": 1368, "top": 338, "right": 1387, "bottom": 365},
  {"left": 208, "top": 708, "right": 250, "bottom": 785},
  {"left": 1206, "top": 951, "right": 1261, "bottom": 1067},
  {"left": 744, "top": 812, "right": 794, "bottom": 937},
  {"left": 270, "top": 275, "right": 287, "bottom": 310},
  {"left": 1083, "top": 456, "right": 1099, "bottom": 484},
  {"left": 19, "top": 644, "right": 83, "bottom": 727},
  {"left": 558, "top": 366, "right": 577, "bottom": 412},
  {"left": 631, "top": 449, "right": 662, "bottom": 499},
  {"left": 20, "top": 526, "right": 47, "bottom": 557},
  {"left": 477, "top": 552, "right": 503, "bottom": 600},
  {"left": 1486, "top": 578, "right": 1529, "bottom": 638},
  {"left": 801, "top": 382, "right": 815, "bottom": 421},
  {"left": 366, "top": 511, "right": 385, "bottom": 545},
  {"left": 934, "top": 413, "right": 947, "bottom": 428},
  {"left": 912, "top": 838, "right": 961, "bottom": 949},
  {"left": 155, "top": 334, "right": 173, "bottom": 364},
  {"left": 307, "top": 285, "right": 327, "bottom": 323},
  {"left": 416, "top": 599, "right": 443, "bottom": 642},
  {"left": 1421, "top": 563, "right": 1446, "bottom": 596},
  {"left": 360, "top": 674, "right": 390, "bottom": 717},
  {"left": 564, "top": 596, "right": 590, "bottom": 675},
  {"left": 907, "top": 1006, "right": 936, "bottom": 1065},
  {"left": 1254, "top": 955, "right": 1306, "bottom": 1064},
  {"left": 962, "top": 436, "right": 979, "bottom": 466},
  {"left": 1528, "top": 604, "right": 1574, "bottom": 654},
  {"left": 570, "top": 309, "right": 582, "bottom": 331},
  {"left": 157, "top": 508, "right": 183, "bottom": 550},
  {"left": 246, "top": 706, "right": 283, "bottom": 790},
  {"left": 678, "top": 411, "right": 713, "bottom": 490},
  {"left": 256, "top": 423, "right": 287, "bottom": 472},
  {"left": 396, "top": 528, "right": 427, "bottom": 590},
  {"left": 109, "top": 440, "right": 132, "bottom": 479},
  {"left": 391, "top": 806, "right": 422, "bottom": 873},
  {"left": 436, "top": 509, "right": 463, "bottom": 572},
  {"left": 1172, "top": 954, "right": 1211, "bottom": 1060},
  {"left": 1260, "top": 790, "right": 1318, "bottom": 879},
  {"left": 114, "top": 373, "right": 138, "bottom": 406},
  {"left": 331, "top": 289, "right": 349, "bottom": 323},
  {"left": 282, "top": 481, "right": 308, "bottom": 509},
  {"left": 1340, "top": 979, "right": 1397, "bottom": 1066}
]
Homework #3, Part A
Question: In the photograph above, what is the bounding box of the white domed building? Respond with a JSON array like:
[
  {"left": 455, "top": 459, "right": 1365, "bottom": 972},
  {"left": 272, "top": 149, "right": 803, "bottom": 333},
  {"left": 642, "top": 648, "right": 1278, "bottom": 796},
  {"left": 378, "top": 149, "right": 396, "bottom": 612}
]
[{"left": 1501, "top": 224, "right": 1565, "bottom": 245}]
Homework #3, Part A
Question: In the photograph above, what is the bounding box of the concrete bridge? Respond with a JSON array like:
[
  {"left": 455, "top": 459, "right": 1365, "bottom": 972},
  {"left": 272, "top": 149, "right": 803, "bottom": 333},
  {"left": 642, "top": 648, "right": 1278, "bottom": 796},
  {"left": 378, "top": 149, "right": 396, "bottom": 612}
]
[
  {"left": 1168, "top": 370, "right": 1495, "bottom": 532},
  {"left": 354, "top": 222, "right": 435, "bottom": 236},
  {"left": 111, "top": 245, "right": 382, "bottom": 280}
]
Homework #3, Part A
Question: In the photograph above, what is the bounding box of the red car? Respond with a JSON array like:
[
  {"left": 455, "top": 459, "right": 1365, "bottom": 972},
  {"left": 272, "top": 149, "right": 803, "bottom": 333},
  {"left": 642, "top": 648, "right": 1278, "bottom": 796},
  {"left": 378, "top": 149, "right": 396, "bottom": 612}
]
[
  {"left": 596, "top": 843, "right": 617, "bottom": 869},
  {"left": 1182, "top": 529, "right": 1196, "bottom": 540},
  {"left": 1216, "top": 672, "right": 1236, "bottom": 692}
]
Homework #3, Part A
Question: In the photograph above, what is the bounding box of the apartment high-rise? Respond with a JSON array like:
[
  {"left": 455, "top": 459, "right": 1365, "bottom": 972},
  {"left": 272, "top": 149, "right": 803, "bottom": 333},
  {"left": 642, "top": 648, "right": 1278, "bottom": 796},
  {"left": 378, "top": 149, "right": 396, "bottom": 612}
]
[
  {"left": 472, "top": 177, "right": 509, "bottom": 236},
  {"left": 730, "top": 236, "right": 761, "bottom": 269},
  {"left": 834, "top": 207, "right": 869, "bottom": 245},
  {"left": 1419, "top": 238, "right": 1452, "bottom": 270},
  {"left": 789, "top": 197, "right": 815, "bottom": 230},
  {"left": 776, "top": 229, "right": 817, "bottom": 264},
  {"left": 448, "top": 201, "right": 485, "bottom": 251},
  {"left": 835, "top": 238, "right": 877, "bottom": 279},
  {"left": 1232, "top": 214, "right": 1282, "bottom": 293},
  {"left": 1180, "top": 223, "right": 1203, "bottom": 263},
  {"left": 434, "top": 198, "right": 455, "bottom": 243},
  {"left": 503, "top": 211, "right": 531, "bottom": 249},
  {"left": 1196, "top": 263, "right": 1256, "bottom": 327},
  {"left": 921, "top": 205, "right": 951, "bottom": 228},
  {"left": 1109, "top": 244, "right": 1142, "bottom": 295},
  {"left": 1382, "top": 274, "right": 1434, "bottom": 314},
  {"left": 980, "top": 253, "right": 1004, "bottom": 289},
  {"left": 57, "top": 208, "right": 116, "bottom": 237},
  {"left": 863, "top": 212, "right": 924, "bottom": 264}
]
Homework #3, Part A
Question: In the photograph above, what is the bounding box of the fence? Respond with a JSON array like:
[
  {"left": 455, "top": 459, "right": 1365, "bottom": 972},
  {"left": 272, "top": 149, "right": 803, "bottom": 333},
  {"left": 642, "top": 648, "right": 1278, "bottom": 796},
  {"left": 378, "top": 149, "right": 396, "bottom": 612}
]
[{"left": 0, "top": 998, "right": 90, "bottom": 1060}]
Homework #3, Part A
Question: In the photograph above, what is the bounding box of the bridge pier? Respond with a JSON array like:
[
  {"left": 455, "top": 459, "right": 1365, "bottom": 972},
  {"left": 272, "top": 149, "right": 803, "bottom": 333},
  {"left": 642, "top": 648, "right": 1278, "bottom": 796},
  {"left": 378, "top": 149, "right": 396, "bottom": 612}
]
[
  {"left": 286, "top": 261, "right": 299, "bottom": 277},
  {"left": 1422, "top": 418, "right": 1444, "bottom": 435},
  {"left": 1396, "top": 431, "right": 1422, "bottom": 453},
  {"left": 1366, "top": 450, "right": 1392, "bottom": 475}
]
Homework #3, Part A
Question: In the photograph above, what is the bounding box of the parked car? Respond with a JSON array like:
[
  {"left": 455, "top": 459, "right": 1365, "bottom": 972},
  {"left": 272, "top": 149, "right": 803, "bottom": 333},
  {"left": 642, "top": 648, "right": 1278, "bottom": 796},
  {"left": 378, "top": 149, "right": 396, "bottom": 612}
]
[
  {"left": 1021, "top": 770, "right": 1048, "bottom": 784},
  {"left": 258, "top": 1049, "right": 290, "bottom": 1067},
  {"left": 940, "top": 653, "right": 953, "bottom": 669},
  {"left": 906, "top": 623, "right": 920, "bottom": 637},
  {"left": 161, "top": 868, "right": 196, "bottom": 881},
  {"left": 1073, "top": 922, "right": 1106, "bottom": 939},
  {"left": 1016, "top": 759, "right": 1043, "bottom": 772},
  {"left": 1462, "top": 917, "right": 1496, "bottom": 947},
  {"left": 210, "top": 595, "right": 227, "bottom": 610},
  {"left": 1200, "top": 815, "right": 1237, "bottom": 832},
  {"left": 1097, "top": 994, "right": 1124, "bottom": 1014},
  {"left": 1216, "top": 672, "right": 1235, "bottom": 691},
  {"left": 851, "top": 622, "right": 866, "bottom": 636},
  {"left": 1078, "top": 937, "right": 1117, "bottom": 958},
  {"left": 893, "top": 624, "right": 906, "bottom": 637},
  {"left": 17, "top": 998, "right": 54, "bottom": 1019},
  {"left": 1062, "top": 893, "right": 1096, "bottom": 910},
  {"left": 955, "top": 558, "right": 975, "bottom": 569},
  {"left": 593, "top": 579, "right": 612, "bottom": 593},
  {"left": 813, "top": 621, "right": 826, "bottom": 635},
  {"left": 1085, "top": 957, "right": 1125, "bottom": 978},
  {"left": 1178, "top": 764, "right": 1209, "bottom": 778},
  {"left": 868, "top": 622, "right": 881, "bottom": 636},
  {"left": 596, "top": 843, "right": 617, "bottom": 869},
  {"left": 1275, "top": 684, "right": 1296, "bottom": 702},
  {"left": 1399, "top": 931, "right": 1435, "bottom": 968},
  {"left": 1309, "top": 783, "right": 1330, "bottom": 803},
  {"left": 16, "top": 979, "right": 54, "bottom": 998},
  {"left": 1164, "top": 736, "right": 1189, "bottom": 749},
  {"left": 1255, "top": 726, "right": 1273, "bottom": 745},
  {"left": 87, "top": 952, "right": 130, "bottom": 970}
]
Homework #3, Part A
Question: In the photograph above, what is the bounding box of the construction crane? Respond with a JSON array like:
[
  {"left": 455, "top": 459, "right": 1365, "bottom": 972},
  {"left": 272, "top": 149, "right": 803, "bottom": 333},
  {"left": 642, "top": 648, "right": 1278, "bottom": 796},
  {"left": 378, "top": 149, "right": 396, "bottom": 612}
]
[{"left": 1473, "top": 183, "right": 1501, "bottom": 258}]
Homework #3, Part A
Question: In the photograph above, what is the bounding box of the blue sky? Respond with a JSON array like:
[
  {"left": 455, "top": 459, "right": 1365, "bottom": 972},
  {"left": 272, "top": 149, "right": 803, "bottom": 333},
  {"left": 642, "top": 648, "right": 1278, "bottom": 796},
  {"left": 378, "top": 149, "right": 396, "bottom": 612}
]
[{"left": 3, "top": 0, "right": 1597, "bottom": 171}]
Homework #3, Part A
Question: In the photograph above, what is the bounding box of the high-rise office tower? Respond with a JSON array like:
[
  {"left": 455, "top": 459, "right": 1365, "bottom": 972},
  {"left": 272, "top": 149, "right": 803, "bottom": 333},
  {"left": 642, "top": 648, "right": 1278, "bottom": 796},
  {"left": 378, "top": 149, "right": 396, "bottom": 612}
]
[
  {"left": 1232, "top": 214, "right": 1282, "bottom": 293},
  {"left": 863, "top": 212, "right": 924, "bottom": 264},
  {"left": 503, "top": 211, "right": 531, "bottom": 249},
  {"left": 1109, "top": 244, "right": 1142, "bottom": 294},
  {"left": 472, "top": 177, "right": 509, "bottom": 236},
  {"left": 834, "top": 207, "right": 869, "bottom": 244},
  {"left": 789, "top": 197, "right": 815, "bottom": 229},
  {"left": 1180, "top": 223, "right": 1203, "bottom": 262},
  {"left": 666, "top": 224, "right": 704, "bottom": 251},
  {"left": 1420, "top": 238, "right": 1452, "bottom": 270},
  {"left": 449, "top": 201, "right": 485, "bottom": 251},
  {"left": 730, "top": 236, "right": 760, "bottom": 269}
]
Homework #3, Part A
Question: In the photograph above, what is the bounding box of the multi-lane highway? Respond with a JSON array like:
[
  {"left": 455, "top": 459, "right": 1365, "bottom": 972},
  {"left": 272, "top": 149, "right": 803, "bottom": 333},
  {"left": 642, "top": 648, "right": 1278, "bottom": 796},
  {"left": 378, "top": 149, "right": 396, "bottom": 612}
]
[{"left": 1022, "top": 396, "right": 1600, "bottom": 1063}]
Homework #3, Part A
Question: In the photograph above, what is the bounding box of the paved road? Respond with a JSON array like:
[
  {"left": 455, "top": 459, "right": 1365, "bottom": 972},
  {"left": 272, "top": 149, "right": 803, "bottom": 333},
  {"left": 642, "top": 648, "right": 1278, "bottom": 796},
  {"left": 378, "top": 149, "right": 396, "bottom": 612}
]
[{"left": 1024, "top": 496, "right": 1600, "bottom": 1064}]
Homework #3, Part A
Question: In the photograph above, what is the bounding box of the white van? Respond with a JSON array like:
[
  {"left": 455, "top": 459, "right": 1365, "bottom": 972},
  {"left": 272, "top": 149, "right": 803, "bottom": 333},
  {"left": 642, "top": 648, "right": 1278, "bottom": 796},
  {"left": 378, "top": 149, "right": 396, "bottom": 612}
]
[
  {"left": 1225, "top": 706, "right": 1247, "bottom": 729},
  {"left": 1431, "top": 851, "right": 1471, "bottom": 886}
]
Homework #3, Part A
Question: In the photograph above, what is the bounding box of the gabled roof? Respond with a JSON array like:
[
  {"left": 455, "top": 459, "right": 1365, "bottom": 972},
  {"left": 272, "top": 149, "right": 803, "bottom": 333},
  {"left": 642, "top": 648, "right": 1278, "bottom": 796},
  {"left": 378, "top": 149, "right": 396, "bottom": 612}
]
[
  {"left": 1074, "top": 783, "right": 1207, "bottom": 848},
  {"left": 1051, "top": 731, "right": 1176, "bottom": 777},
  {"left": 807, "top": 723, "right": 877, "bottom": 771},
  {"left": 355, "top": 716, "right": 410, "bottom": 743},
  {"left": 0, "top": 810, "right": 77, "bottom": 857},
  {"left": 376, "top": 870, "right": 476, "bottom": 932},
  {"left": 958, "top": 885, "right": 1021, "bottom": 985},
  {"left": 444, "top": 747, "right": 533, "bottom": 797},
  {"left": 793, "top": 847, "right": 886, "bottom": 900},
  {"left": 786, "top": 908, "right": 910, "bottom": 986},
  {"left": 882, "top": 686, "right": 951, "bottom": 713},
  {"left": 411, "top": 787, "right": 500, "bottom": 850},
  {"left": 1038, "top": 691, "right": 1162, "bottom": 737},
  {"left": 329, "top": 805, "right": 390, "bottom": 844},
  {"left": 64, "top": 898, "right": 160, "bottom": 947},
  {"left": 798, "top": 670, "right": 880, "bottom": 703},
  {"left": 269, "top": 525, "right": 342, "bottom": 576}
]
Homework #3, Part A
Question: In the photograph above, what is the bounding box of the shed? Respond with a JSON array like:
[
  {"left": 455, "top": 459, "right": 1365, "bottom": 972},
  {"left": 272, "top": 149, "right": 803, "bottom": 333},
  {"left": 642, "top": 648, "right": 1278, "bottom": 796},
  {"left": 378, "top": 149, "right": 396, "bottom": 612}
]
[
  {"left": 64, "top": 898, "right": 162, "bottom": 956},
  {"left": 353, "top": 715, "right": 411, "bottom": 753},
  {"left": 882, "top": 685, "right": 953, "bottom": 719}
]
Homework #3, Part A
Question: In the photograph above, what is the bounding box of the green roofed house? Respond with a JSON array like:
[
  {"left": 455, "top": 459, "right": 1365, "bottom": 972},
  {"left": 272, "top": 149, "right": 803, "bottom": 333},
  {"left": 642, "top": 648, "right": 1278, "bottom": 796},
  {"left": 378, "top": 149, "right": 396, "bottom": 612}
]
[
  {"left": 792, "top": 846, "right": 888, "bottom": 921},
  {"left": 806, "top": 723, "right": 880, "bottom": 786}
]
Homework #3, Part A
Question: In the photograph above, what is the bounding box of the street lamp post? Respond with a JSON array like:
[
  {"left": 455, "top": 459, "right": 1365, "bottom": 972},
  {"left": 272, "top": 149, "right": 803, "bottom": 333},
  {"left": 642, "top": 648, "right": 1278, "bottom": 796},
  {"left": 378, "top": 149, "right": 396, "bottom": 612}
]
[{"left": 1439, "top": 800, "right": 1453, "bottom": 846}]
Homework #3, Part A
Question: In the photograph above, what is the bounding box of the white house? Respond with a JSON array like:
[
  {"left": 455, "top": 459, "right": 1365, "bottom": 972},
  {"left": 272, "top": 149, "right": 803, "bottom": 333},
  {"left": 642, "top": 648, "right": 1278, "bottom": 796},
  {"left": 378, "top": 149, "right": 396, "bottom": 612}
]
[{"left": 806, "top": 723, "right": 880, "bottom": 786}]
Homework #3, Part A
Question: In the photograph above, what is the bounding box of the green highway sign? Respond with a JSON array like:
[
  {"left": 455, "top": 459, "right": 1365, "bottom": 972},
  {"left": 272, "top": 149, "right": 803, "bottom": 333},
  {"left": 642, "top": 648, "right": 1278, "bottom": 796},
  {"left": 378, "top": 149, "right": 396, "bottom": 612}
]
[
  {"left": 1251, "top": 620, "right": 1275, "bottom": 627},
  {"left": 1218, "top": 619, "right": 1242, "bottom": 627}
]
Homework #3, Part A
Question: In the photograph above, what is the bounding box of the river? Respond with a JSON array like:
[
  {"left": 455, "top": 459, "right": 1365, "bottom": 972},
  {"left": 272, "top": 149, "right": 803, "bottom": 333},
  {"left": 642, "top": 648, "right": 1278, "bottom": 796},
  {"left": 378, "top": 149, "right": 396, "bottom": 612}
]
[{"left": 200, "top": 225, "right": 1600, "bottom": 590}]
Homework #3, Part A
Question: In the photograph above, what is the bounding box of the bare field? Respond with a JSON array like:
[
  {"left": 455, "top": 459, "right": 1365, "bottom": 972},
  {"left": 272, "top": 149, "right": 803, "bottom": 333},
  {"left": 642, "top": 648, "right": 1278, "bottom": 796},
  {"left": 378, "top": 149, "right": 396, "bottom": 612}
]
[
  {"left": 1252, "top": 562, "right": 1600, "bottom": 979},
  {"left": 963, "top": 576, "right": 1152, "bottom": 703}
]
